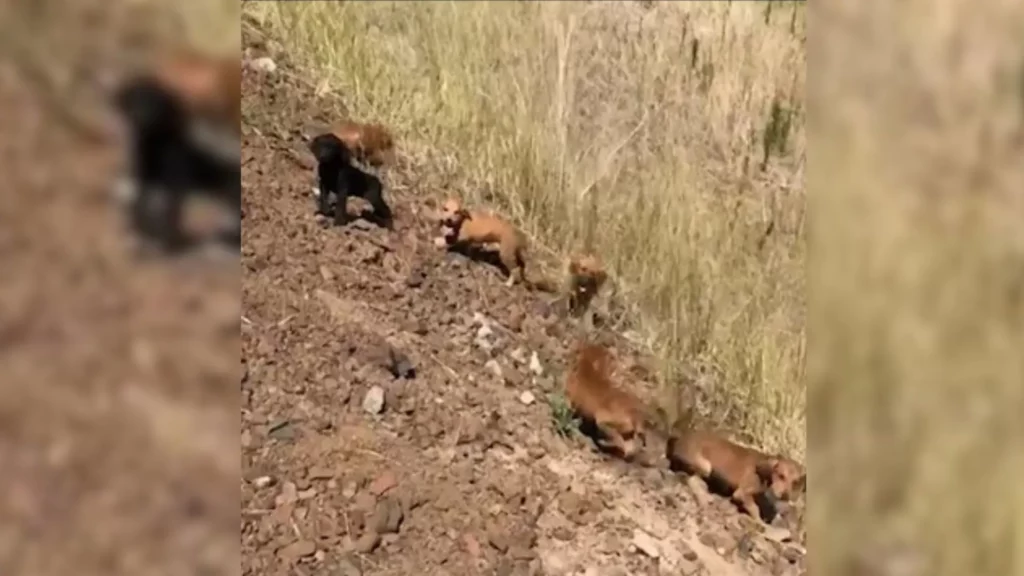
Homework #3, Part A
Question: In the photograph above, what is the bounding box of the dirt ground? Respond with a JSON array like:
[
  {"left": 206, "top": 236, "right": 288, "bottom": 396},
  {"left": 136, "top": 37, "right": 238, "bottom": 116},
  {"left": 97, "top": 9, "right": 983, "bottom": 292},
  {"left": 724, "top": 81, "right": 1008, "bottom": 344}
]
[{"left": 240, "top": 24, "right": 807, "bottom": 576}]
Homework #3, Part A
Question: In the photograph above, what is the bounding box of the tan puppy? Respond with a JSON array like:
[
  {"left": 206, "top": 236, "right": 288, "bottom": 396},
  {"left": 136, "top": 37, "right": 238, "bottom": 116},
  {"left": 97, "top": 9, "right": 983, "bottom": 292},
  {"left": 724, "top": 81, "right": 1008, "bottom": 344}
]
[
  {"left": 568, "top": 254, "right": 608, "bottom": 316},
  {"left": 439, "top": 198, "right": 531, "bottom": 287},
  {"left": 565, "top": 343, "right": 650, "bottom": 461},
  {"left": 666, "top": 411, "right": 806, "bottom": 522},
  {"left": 154, "top": 49, "right": 241, "bottom": 133},
  {"left": 331, "top": 120, "right": 395, "bottom": 167}
]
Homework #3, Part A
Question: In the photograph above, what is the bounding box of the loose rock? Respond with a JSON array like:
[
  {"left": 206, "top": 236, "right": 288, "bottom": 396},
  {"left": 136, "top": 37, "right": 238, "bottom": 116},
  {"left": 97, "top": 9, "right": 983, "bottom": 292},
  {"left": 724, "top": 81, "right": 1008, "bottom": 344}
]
[
  {"left": 632, "top": 529, "right": 661, "bottom": 558},
  {"left": 519, "top": 391, "right": 536, "bottom": 405},
  {"left": 278, "top": 539, "right": 316, "bottom": 561},
  {"left": 528, "top": 352, "right": 544, "bottom": 376},
  {"left": 362, "top": 386, "right": 385, "bottom": 414}
]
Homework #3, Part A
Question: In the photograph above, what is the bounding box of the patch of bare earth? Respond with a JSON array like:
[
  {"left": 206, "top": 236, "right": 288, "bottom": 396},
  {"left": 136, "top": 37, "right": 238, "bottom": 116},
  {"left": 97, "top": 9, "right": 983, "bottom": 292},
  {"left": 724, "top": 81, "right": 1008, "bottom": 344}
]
[{"left": 241, "top": 26, "right": 806, "bottom": 576}]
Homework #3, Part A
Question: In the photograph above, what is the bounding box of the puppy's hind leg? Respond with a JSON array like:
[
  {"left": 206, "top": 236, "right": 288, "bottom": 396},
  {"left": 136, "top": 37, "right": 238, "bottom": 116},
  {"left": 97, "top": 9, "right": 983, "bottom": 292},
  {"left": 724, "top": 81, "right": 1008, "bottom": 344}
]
[
  {"left": 498, "top": 242, "right": 522, "bottom": 287},
  {"left": 362, "top": 174, "right": 393, "bottom": 229}
]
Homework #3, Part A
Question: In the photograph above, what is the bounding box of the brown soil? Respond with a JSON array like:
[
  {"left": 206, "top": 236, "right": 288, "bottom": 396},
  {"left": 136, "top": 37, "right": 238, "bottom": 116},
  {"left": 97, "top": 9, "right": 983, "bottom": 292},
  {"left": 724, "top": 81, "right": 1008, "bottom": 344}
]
[{"left": 240, "top": 24, "right": 807, "bottom": 576}]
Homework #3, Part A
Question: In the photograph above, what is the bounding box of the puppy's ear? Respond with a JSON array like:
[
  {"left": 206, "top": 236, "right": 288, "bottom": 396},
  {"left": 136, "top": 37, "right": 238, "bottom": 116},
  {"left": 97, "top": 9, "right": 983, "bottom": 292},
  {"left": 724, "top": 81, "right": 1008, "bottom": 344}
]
[
  {"left": 569, "top": 260, "right": 581, "bottom": 275},
  {"left": 794, "top": 473, "right": 807, "bottom": 492},
  {"left": 755, "top": 457, "right": 778, "bottom": 482},
  {"left": 457, "top": 208, "right": 472, "bottom": 220}
]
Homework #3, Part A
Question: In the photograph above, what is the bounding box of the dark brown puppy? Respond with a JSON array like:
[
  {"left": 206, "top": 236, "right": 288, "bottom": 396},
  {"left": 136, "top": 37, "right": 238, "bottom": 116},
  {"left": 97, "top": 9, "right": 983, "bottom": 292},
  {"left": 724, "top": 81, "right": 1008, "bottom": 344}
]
[
  {"left": 666, "top": 410, "right": 806, "bottom": 522},
  {"left": 565, "top": 343, "right": 652, "bottom": 461},
  {"left": 331, "top": 120, "right": 395, "bottom": 167}
]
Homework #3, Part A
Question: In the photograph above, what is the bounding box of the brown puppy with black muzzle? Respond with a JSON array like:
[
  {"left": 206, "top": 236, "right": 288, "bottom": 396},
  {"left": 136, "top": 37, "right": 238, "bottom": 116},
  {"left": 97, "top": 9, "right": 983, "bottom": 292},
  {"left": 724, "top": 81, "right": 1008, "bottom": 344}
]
[
  {"left": 564, "top": 342, "right": 654, "bottom": 461},
  {"left": 330, "top": 120, "right": 396, "bottom": 167},
  {"left": 438, "top": 198, "right": 535, "bottom": 288},
  {"left": 666, "top": 410, "right": 806, "bottom": 523}
]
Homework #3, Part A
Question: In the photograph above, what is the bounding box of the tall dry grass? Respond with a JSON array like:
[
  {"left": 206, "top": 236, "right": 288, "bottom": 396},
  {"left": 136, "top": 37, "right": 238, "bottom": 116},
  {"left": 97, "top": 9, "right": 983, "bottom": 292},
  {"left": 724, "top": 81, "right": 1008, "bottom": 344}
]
[
  {"left": 244, "top": 1, "right": 808, "bottom": 458},
  {"left": 810, "top": 1, "right": 1024, "bottom": 575}
]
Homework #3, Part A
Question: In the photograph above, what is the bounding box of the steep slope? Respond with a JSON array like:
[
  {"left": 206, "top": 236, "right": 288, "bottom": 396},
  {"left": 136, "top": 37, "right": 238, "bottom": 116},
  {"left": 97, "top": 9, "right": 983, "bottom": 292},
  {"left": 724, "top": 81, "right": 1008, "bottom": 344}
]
[{"left": 240, "top": 27, "right": 806, "bottom": 576}]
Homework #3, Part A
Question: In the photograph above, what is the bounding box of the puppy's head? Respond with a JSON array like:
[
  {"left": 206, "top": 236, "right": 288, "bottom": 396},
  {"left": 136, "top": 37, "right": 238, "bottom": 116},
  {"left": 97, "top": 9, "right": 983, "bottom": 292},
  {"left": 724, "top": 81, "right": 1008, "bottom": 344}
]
[
  {"left": 308, "top": 132, "right": 353, "bottom": 166},
  {"left": 440, "top": 198, "right": 471, "bottom": 228},
  {"left": 113, "top": 76, "right": 184, "bottom": 136},
  {"left": 575, "top": 342, "right": 615, "bottom": 375},
  {"left": 569, "top": 254, "right": 608, "bottom": 293},
  {"left": 756, "top": 456, "right": 806, "bottom": 502}
]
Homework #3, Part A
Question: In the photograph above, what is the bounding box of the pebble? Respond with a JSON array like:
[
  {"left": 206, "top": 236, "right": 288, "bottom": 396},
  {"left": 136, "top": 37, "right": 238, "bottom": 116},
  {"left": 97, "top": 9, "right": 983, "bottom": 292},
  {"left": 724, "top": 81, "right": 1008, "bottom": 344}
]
[
  {"left": 485, "top": 359, "right": 504, "bottom": 378},
  {"left": 253, "top": 475, "right": 274, "bottom": 488},
  {"left": 353, "top": 531, "right": 381, "bottom": 554},
  {"left": 528, "top": 352, "right": 544, "bottom": 376},
  {"left": 278, "top": 539, "right": 316, "bottom": 561},
  {"left": 369, "top": 471, "right": 398, "bottom": 496},
  {"left": 632, "top": 529, "right": 661, "bottom": 558},
  {"left": 362, "top": 386, "right": 385, "bottom": 414},
  {"left": 519, "top": 391, "right": 536, "bottom": 405},
  {"left": 248, "top": 56, "right": 278, "bottom": 73}
]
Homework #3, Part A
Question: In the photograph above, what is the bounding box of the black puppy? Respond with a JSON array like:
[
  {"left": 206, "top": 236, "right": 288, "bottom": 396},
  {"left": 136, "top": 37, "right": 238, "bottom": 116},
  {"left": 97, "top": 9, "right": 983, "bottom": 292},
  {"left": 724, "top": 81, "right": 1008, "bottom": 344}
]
[
  {"left": 113, "top": 75, "right": 240, "bottom": 253},
  {"left": 308, "top": 132, "right": 392, "bottom": 228}
]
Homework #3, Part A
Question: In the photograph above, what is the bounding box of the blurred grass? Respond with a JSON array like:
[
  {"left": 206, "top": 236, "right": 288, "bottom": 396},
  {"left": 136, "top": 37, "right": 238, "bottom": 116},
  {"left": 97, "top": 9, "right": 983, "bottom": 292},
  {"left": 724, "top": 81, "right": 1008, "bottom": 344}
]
[
  {"left": 243, "top": 1, "right": 808, "bottom": 459},
  {"left": 809, "top": 1, "right": 1024, "bottom": 575}
]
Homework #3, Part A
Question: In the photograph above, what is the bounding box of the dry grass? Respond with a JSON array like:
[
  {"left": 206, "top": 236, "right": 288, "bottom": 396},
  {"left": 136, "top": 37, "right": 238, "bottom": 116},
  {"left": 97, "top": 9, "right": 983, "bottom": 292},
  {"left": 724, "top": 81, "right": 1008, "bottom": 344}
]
[
  {"left": 244, "top": 1, "right": 807, "bottom": 458},
  {"left": 809, "top": 1, "right": 1024, "bottom": 575}
]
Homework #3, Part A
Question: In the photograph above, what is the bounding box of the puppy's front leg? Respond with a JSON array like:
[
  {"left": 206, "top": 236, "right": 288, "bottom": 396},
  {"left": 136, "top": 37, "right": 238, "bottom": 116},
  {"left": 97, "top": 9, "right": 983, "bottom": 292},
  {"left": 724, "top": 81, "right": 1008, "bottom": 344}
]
[{"left": 732, "top": 489, "right": 764, "bottom": 523}]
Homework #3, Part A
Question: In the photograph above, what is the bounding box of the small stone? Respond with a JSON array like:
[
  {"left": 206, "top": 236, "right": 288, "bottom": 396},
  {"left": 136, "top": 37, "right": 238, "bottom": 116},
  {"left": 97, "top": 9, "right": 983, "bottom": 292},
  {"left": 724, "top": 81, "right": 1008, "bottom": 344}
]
[
  {"left": 519, "top": 391, "right": 536, "bottom": 405},
  {"left": 268, "top": 420, "right": 296, "bottom": 441},
  {"left": 362, "top": 386, "right": 386, "bottom": 414},
  {"left": 762, "top": 526, "right": 793, "bottom": 543},
  {"left": 552, "top": 526, "right": 574, "bottom": 541},
  {"left": 308, "top": 467, "right": 333, "bottom": 480},
  {"left": 253, "top": 475, "right": 274, "bottom": 488},
  {"left": 248, "top": 56, "right": 278, "bottom": 73},
  {"left": 632, "top": 529, "right": 661, "bottom": 558},
  {"left": 405, "top": 269, "right": 426, "bottom": 288},
  {"left": 463, "top": 533, "right": 482, "bottom": 557},
  {"left": 369, "top": 471, "right": 397, "bottom": 496},
  {"left": 484, "top": 359, "right": 504, "bottom": 379},
  {"left": 353, "top": 531, "right": 381, "bottom": 554},
  {"left": 488, "top": 530, "right": 510, "bottom": 553},
  {"left": 320, "top": 265, "right": 335, "bottom": 281},
  {"left": 509, "top": 348, "right": 528, "bottom": 365},
  {"left": 370, "top": 498, "right": 404, "bottom": 534},
  {"left": 528, "top": 352, "right": 544, "bottom": 376},
  {"left": 298, "top": 488, "right": 317, "bottom": 500},
  {"left": 334, "top": 558, "right": 362, "bottom": 576},
  {"left": 276, "top": 482, "right": 298, "bottom": 506},
  {"left": 476, "top": 324, "right": 494, "bottom": 340},
  {"left": 278, "top": 539, "right": 316, "bottom": 561}
]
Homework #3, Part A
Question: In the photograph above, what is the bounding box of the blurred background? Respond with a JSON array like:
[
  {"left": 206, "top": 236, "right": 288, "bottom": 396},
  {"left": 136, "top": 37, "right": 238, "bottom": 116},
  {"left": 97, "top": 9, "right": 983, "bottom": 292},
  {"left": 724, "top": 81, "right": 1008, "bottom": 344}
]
[
  {"left": 809, "top": 1, "right": 1024, "bottom": 575},
  {"left": 0, "top": 0, "right": 239, "bottom": 574}
]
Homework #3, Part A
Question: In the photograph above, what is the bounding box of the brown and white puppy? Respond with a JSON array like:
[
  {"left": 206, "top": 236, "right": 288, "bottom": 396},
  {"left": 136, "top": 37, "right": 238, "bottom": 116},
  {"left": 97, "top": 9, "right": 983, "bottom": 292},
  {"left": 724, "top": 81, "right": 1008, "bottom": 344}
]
[
  {"left": 565, "top": 342, "right": 651, "bottom": 461},
  {"left": 330, "top": 121, "right": 395, "bottom": 167},
  {"left": 567, "top": 254, "right": 608, "bottom": 316},
  {"left": 666, "top": 413, "right": 806, "bottom": 522},
  {"left": 438, "top": 198, "right": 530, "bottom": 287}
]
